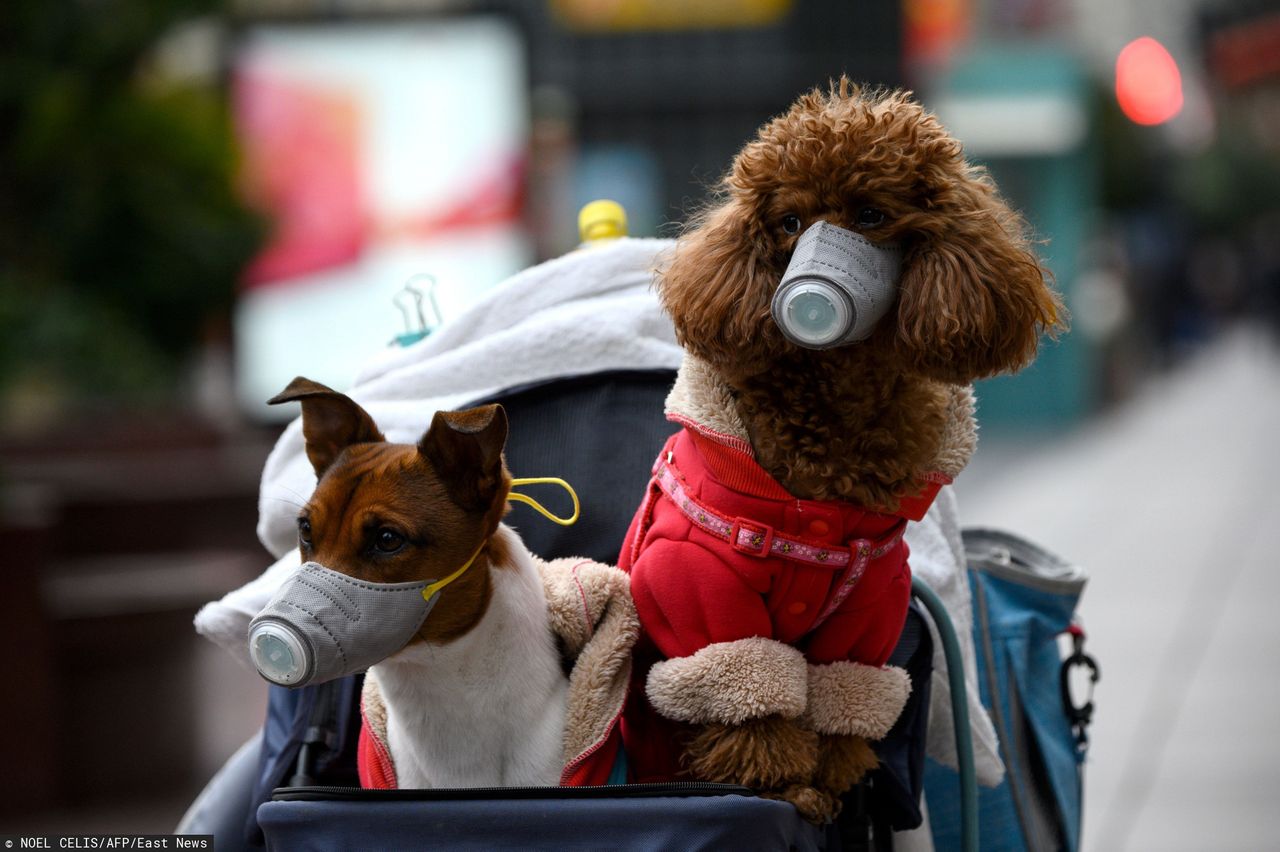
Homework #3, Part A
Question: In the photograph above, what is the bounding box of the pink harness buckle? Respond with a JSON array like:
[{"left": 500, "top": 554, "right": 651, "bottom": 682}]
[{"left": 730, "top": 517, "right": 775, "bottom": 558}]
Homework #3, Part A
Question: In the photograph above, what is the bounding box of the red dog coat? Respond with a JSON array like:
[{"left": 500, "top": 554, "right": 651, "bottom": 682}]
[{"left": 618, "top": 420, "right": 943, "bottom": 781}]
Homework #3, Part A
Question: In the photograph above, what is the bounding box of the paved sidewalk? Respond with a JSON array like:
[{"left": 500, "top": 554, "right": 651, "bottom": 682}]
[{"left": 954, "top": 327, "right": 1280, "bottom": 851}]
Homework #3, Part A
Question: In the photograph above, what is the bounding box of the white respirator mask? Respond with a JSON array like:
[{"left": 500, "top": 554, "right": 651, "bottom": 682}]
[{"left": 770, "top": 220, "right": 904, "bottom": 349}]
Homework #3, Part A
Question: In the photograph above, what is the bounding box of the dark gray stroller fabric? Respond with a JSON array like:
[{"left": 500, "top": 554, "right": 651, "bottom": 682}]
[
  {"left": 259, "top": 791, "right": 828, "bottom": 851},
  {"left": 475, "top": 369, "right": 680, "bottom": 564}
]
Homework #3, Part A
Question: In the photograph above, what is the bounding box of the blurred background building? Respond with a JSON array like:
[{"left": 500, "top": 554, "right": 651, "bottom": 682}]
[{"left": 2, "top": 0, "right": 1278, "bottom": 841}]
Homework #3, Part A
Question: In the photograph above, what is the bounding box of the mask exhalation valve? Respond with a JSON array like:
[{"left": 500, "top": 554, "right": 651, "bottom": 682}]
[{"left": 249, "top": 620, "right": 311, "bottom": 687}]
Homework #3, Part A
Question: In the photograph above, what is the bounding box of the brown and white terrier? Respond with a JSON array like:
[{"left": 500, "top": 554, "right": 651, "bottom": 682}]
[{"left": 269, "top": 378, "right": 571, "bottom": 788}]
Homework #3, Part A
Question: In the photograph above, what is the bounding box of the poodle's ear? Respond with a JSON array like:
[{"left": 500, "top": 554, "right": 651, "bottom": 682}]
[
  {"left": 660, "top": 202, "right": 782, "bottom": 371},
  {"left": 893, "top": 182, "right": 1065, "bottom": 382}
]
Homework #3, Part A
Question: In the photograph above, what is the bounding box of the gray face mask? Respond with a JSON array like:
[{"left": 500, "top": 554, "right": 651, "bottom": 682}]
[
  {"left": 247, "top": 477, "right": 579, "bottom": 688},
  {"left": 770, "top": 220, "right": 904, "bottom": 349},
  {"left": 248, "top": 561, "right": 440, "bottom": 688}
]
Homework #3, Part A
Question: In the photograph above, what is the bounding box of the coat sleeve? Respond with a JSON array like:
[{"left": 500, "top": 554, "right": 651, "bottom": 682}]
[
  {"left": 631, "top": 539, "right": 810, "bottom": 726},
  {"left": 628, "top": 537, "right": 774, "bottom": 661}
]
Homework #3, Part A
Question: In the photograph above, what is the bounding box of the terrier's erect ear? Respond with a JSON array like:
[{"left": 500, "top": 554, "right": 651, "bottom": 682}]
[
  {"left": 418, "top": 404, "right": 509, "bottom": 512},
  {"left": 893, "top": 180, "right": 1066, "bottom": 383},
  {"left": 268, "top": 377, "right": 385, "bottom": 479}
]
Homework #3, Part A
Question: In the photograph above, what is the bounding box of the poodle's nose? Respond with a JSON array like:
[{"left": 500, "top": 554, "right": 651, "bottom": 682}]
[
  {"left": 779, "top": 285, "right": 850, "bottom": 347},
  {"left": 771, "top": 221, "right": 903, "bottom": 349}
]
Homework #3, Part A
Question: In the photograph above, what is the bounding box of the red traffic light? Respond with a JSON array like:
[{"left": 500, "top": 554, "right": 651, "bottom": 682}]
[{"left": 1116, "top": 37, "right": 1184, "bottom": 126}]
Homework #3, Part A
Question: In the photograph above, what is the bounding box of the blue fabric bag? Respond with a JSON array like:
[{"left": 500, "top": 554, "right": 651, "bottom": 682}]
[{"left": 924, "top": 529, "right": 1092, "bottom": 852}]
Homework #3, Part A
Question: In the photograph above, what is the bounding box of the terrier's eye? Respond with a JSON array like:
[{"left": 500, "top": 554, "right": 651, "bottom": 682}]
[
  {"left": 781, "top": 214, "right": 802, "bottom": 236},
  {"left": 857, "top": 207, "right": 886, "bottom": 228},
  {"left": 374, "top": 528, "right": 405, "bottom": 554},
  {"left": 297, "top": 518, "right": 313, "bottom": 547}
]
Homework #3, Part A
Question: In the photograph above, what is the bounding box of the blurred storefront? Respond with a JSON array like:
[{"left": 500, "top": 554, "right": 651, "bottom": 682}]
[
  {"left": 230, "top": 17, "right": 531, "bottom": 412},
  {"left": 932, "top": 47, "right": 1097, "bottom": 428}
]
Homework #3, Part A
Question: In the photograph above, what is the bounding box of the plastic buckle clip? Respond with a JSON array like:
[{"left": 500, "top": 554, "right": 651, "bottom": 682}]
[
  {"left": 730, "top": 518, "right": 775, "bottom": 558},
  {"left": 1060, "top": 625, "right": 1100, "bottom": 753}
]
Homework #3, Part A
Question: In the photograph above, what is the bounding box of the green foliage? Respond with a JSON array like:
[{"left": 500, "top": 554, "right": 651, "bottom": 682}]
[{"left": 0, "top": 0, "right": 264, "bottom": 405}]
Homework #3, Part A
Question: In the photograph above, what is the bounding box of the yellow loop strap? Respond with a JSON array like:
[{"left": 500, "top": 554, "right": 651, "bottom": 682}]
[
  {"left": 420, "top": 477, "right": 580, "bottom": 602},
  {"left": 508, "top": 477, "right": 581, "bottom": 527},
  {"left": 422, "top": 542, "right": 484, "bottom": 602}
]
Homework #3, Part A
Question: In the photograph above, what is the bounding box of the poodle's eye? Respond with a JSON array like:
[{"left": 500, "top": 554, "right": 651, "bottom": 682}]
[
  {"left": 781, "top": 214, "right": 802, "bottom": 236},
  {"left": 856, "top": 207, "right": 887, "bottom": 228}
]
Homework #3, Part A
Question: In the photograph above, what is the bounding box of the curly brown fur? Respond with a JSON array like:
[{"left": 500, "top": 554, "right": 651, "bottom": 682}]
[
  {"left": 685, "top": 714, "right": 818, "bottom": 789},
  {"left": 813, "top": 733, "right": 880, "bottom": 795},
  {"left": 684, "top": 719, "right": 861, "bottom": 825},
  {"left": 763, "top": 785, "right": 842, "bottom": 825},
  {"left": 735, "top": 347, "right": 951, "bottom": 506},
  {"left": 660, "top": 80, "right": 1066, "bottom": 508}
]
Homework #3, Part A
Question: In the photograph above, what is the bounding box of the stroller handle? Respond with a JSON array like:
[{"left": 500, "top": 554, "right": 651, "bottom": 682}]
[{"left": 912, "top": 576, "right": 978, "bottom": 852}]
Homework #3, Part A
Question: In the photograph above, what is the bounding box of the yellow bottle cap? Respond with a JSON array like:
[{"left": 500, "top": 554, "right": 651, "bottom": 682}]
[{"left": 578, "top": 199, "right": 628, "bottom": 243}]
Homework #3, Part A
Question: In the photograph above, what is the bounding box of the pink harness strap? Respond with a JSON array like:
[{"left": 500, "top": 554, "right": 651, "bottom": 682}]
[{"left": 651, "top": 452, "right": 906, "bottom": 629}]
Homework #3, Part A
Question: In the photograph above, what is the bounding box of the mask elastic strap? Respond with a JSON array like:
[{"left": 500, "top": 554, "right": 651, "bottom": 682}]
[
  {"left": 422, "top": 542, "right": 484, "bottom": 602},
  {"left": 508, "top": 477, "right": 581, "bottom": 526},
  {"left": 420, "top": 476, "right": 580, "bottom": 602}
]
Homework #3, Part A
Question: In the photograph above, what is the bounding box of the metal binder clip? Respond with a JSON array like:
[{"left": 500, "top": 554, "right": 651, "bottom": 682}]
[{"left": 392, "top": 274, "right": 443, "bottom": 347}]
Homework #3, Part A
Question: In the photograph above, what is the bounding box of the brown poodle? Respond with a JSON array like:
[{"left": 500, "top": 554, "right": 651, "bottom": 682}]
[
  {"left": 621, "top": 80, "right": 1064, "bottom": 823},
  {"left": 664, "top": 81, "right": 1063, "bottom": 510}
]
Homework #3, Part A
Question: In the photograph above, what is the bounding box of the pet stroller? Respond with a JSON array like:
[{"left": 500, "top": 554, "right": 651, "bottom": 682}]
[{"left": 183, "top": 235, "right": 1095, "bottom": 851}]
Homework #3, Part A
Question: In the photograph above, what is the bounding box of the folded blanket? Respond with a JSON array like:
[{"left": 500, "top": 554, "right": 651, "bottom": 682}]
[
  {"left": 255, "top": 237, "right": 684, "bottom": 559},
  {"left": 194, "top": 235, "right": 1002, "bottom": 784}
]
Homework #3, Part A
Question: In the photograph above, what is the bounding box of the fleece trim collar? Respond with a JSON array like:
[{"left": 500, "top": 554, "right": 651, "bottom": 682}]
[
  {"left": 663, "top": 353, "right": 978, "bottom": 483},
  {"left": 663, "top": 356, "right": 755, "bottom": 455}
]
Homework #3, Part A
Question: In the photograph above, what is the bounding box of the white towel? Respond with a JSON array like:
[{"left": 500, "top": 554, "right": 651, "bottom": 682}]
[
  {"left": 906, "top": 487, "right": 1005, "bottom": 786},
  {"left": 256, "top": 237, "right": 684, "bottom": 558},
  {"left": 194, "top": 235, "right": 1002, "bottom": 784}
]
